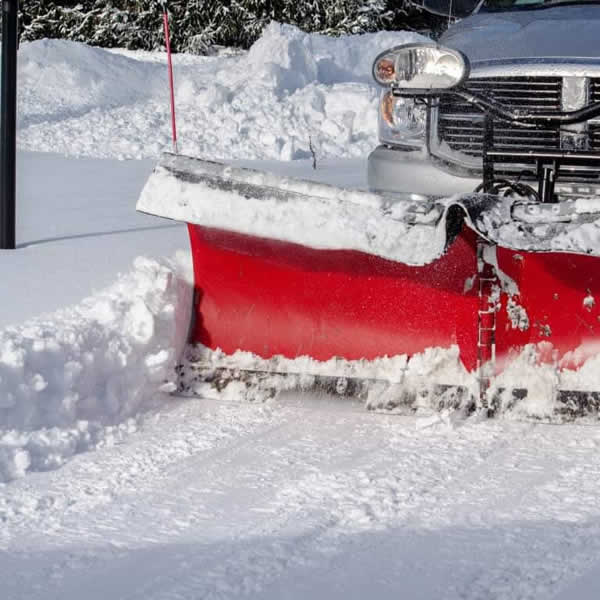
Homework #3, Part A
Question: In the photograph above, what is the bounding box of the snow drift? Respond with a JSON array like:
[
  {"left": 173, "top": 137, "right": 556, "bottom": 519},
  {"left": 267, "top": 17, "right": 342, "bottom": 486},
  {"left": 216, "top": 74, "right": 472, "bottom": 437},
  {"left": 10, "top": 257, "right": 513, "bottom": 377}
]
[
  {"left": 17, "top": 24, "right": 426, "bottom": 160},
  {"left": 0, "top": 254, "right": 192, "bottom": 482},
  {"left": 19, "top": 39, "right": 163, "bottom": 127}
]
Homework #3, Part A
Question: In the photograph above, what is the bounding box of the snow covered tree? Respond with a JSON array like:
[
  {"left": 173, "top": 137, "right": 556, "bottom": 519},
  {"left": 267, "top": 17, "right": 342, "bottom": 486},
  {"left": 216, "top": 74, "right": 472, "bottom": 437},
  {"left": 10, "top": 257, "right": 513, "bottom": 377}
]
[{"left": 17, "top": 0, "right": 438, "bottom": 52}]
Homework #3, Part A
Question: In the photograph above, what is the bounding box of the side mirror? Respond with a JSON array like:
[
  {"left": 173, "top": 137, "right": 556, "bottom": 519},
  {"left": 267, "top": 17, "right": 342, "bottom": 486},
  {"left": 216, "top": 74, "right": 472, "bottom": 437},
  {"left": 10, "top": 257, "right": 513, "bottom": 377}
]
[{"left": 414, "top": 0, "right": 479, "bottom": 18}]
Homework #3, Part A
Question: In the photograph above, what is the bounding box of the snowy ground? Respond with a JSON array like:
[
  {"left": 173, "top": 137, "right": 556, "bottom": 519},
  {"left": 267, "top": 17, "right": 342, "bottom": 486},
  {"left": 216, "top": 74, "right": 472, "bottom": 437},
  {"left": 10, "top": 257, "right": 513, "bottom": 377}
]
[
  {"left": 3, "top": 23, "right": 600, "bottom": 599},
  {"left": 3, "top": 397, "right": 600, "bottom": 600},
  {"left": 4, "top": 153, "right": 178, "bottom": 327}
]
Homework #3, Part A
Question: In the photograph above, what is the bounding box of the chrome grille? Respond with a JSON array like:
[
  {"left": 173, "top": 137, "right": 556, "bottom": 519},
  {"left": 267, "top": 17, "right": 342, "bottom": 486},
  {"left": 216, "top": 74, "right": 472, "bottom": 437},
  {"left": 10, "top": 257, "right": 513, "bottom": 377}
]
[
  {"left": 590, "top": 123, "right": 600, "bottom": 150},
  {"left": 437, "top": 76, "right": 562, "bottom": 157},
  {"left": 590, "top": 78, "right": 600, "bottom": 104},
  {"left": 589, "top": 79, "right": 600, "bottom": 152}
]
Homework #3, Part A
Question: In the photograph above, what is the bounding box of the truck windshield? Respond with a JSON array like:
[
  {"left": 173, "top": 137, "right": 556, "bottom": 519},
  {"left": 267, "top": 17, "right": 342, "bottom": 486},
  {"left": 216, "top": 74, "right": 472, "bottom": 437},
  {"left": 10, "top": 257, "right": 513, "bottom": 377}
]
[{"left": 485, "top": 0, "right": 600, "bottom": 9}]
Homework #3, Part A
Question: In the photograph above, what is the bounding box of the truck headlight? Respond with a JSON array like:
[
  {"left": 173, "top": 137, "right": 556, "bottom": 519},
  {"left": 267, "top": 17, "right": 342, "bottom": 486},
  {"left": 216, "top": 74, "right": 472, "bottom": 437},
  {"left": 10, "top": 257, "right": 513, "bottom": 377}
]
[
  {"left": 373, "top": 43, "right": 469, "bottom": 91},
  {"left": 378, "top": 91, "right": 426, "bottom": 146}
]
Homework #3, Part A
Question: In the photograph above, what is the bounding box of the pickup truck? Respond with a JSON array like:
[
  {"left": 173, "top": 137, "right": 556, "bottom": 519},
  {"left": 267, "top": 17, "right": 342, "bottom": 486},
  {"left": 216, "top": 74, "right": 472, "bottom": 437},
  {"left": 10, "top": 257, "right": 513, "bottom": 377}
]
[{"left": 368, "top": 0, "right": 600, "bottom": 203}]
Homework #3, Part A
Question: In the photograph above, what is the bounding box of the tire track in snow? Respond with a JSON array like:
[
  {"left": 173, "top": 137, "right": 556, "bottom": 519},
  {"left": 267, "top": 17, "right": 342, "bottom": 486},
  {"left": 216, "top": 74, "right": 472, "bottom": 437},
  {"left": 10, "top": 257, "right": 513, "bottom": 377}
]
[
  {"left": 21, "top": 406, "right": 517, "bottom": 600},
  {"left": 2, "top": 399, "right": 406, "bottom": 599},
  {"left": 0, "top": 399, "right": 280, "bottom": 539},
  {"left": 259, "top": 422, "right": 600, "bottom": 600},
  {"left": 0, "top": 399, "right": 501, "bottom": 599},
  {"left": 119, "top": 417, "right": 528, "bottom": 600},
  {"left": 450, "top": 426, "right": 600, "bottom": 600},
  {"left": 3, "top": 399, "right": 600, "bottom": 600}
]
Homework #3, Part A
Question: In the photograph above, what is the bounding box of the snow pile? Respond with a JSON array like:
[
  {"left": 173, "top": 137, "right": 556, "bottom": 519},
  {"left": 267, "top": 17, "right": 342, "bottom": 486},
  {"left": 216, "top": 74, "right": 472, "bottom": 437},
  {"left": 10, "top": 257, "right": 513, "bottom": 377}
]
[
  {"left": 138, "top": 155, "right": 447, "bottom": 265},
  {"left": 0, "top": 253, "right": 192, "bottom": 482},
  {"left": 479, "top": 339, "right": 600, "bottom": 420},
  {"left": 19, "top": 39, "right": 163, "bottom": 129},
  {"left": 185, "top": 344, "right": 474, "bottom": 386},
  {"left": 17, "top": 24, "right": 427, "bottom": 160},
  {"left": 491, "top": 345, "right": 562, "bottom": 420},
  {"left": 180, "top": 344, "right": 477, "bottom": 414},
  {"left": 140, "top": 157, "right": 600, "bottom": 265},
  {"left": 184, "top": 340, "right": 600, "bottom": 421}
]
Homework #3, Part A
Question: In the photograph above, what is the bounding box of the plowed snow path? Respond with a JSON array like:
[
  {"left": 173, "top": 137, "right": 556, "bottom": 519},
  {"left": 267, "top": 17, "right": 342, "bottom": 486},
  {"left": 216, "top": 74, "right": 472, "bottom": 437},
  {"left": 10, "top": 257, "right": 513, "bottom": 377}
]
[{"left": 2, "top": 396, "right": 600, "bottom": 599}]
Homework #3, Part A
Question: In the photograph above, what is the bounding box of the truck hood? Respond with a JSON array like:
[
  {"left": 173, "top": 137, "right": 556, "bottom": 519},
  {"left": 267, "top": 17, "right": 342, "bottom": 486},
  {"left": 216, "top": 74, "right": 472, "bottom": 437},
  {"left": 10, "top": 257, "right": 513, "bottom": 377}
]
[{"left": 441, "top": 5, "right": 600, "bottom": 63}]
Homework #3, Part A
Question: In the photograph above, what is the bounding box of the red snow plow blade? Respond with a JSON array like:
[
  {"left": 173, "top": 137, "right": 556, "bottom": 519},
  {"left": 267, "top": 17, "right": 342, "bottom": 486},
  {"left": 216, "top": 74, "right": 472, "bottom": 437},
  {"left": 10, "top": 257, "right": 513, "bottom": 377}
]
[
  {"left": 138, "top": 154, "right": 600, "bottom": 418},
  {"left": 186, "top": 224, "right": 480, "bottom": 369},
  {"left": 186, "top": 224, "right": 600, "bottom": 372}
]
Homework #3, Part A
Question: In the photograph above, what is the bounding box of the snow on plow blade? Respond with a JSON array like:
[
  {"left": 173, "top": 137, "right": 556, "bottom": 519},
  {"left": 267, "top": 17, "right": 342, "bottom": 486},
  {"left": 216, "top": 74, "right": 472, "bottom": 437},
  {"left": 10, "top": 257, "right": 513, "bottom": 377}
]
[{"left": 138, "top": 153, "right": 600, "bottom": 419}]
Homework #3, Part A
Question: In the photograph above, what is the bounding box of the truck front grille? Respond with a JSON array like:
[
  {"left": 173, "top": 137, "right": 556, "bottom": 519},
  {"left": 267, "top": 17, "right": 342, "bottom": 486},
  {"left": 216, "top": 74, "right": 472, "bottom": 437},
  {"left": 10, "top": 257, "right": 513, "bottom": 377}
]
[
  {"left": 437, "top": 76, "right": 562, "bottom": 157},
  {"left": 590, "top": 78, "right": 600, "bottom": 104},
  {"left": 588, "top": 79, "right": 600, "bottom": 152}
]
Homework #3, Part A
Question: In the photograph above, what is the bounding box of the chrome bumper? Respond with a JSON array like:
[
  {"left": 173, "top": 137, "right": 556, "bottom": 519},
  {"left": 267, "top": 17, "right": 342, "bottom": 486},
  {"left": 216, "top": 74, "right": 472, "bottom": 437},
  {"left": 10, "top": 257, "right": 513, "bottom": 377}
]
[
  {"left": 367, "top": 145, "right": 479, "bottom": 199},
  {"left": 368, "top": 145, "right": 600, "bottom": 201}
]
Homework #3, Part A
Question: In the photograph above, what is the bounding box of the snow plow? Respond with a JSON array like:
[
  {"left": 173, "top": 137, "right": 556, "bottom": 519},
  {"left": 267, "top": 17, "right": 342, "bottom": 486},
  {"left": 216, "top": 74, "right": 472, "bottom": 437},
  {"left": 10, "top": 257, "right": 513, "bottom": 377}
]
[{"left": 138, "top": 40, "right": 600, "bottom": 420}]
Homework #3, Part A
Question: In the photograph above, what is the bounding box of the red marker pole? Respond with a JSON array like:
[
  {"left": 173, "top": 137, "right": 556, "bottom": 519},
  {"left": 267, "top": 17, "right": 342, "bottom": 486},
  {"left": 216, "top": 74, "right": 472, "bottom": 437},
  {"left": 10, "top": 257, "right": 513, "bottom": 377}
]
[{"left": 161, "top": 0, "right": 178, "bottom": 154}]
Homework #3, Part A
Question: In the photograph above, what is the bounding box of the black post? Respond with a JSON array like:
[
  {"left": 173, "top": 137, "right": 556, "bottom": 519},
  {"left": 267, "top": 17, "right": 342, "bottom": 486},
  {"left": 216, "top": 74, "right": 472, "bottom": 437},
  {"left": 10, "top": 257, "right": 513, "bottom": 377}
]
[
  {"left": 1, "top": 0, "right": 18, "bottom": 250},
  {"left": 482, "top": 112, "right": 495, "bottom": 193}
]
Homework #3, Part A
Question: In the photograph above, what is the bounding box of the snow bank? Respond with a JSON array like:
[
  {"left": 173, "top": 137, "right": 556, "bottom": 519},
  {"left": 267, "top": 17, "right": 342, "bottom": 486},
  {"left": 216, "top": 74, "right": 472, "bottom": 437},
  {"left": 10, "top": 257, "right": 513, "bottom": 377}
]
[
  {"left": 19, "top": 39, "right": 163, "bottom": 128},
  {"left": 0, "top": 253, "right": 192, "bottom": 483},
  {"left": 17, "top": 24, "right": 427, "bottom": 160}
]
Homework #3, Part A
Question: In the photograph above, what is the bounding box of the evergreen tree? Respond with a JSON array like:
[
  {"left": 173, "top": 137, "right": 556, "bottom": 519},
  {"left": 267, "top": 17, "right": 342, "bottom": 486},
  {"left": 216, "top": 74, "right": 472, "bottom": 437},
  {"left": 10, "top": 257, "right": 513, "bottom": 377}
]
[{"left": 16, "top": 1, "right": 439, "bottom": 53}]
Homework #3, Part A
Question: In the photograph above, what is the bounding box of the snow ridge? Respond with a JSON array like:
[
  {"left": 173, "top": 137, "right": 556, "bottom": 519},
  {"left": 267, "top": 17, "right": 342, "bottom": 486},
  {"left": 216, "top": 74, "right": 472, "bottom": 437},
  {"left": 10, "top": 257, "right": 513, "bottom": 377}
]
[
  {"left": 17, "top": 24, "right": 426, "bottom": 160},
  {"left": 0, "top": 254, "right": 192, "bottom": 482}
]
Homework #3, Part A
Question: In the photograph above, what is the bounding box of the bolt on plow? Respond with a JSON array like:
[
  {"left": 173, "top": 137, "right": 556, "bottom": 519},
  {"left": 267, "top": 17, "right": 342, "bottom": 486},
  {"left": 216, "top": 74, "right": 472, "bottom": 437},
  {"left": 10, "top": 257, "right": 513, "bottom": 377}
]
[{"left": 138, "top": 43, "right": 600, "bottom": 422}]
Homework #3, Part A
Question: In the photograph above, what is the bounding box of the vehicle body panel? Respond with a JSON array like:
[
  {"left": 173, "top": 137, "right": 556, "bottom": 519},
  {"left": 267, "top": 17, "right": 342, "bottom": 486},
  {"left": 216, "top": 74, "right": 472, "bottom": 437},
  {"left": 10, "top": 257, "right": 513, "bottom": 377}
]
[{"left": 442, "top": 5, "right": 600, "bottom": 61}]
